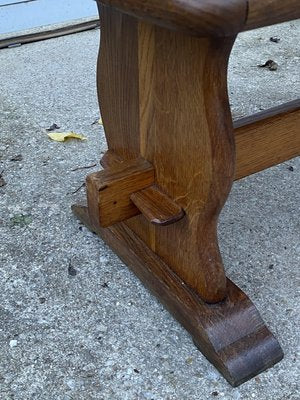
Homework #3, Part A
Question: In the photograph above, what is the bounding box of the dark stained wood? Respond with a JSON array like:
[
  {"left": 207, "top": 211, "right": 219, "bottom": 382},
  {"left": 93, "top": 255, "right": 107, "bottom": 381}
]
[
  {"left": 234, "top": 100, "right": 300, "bottom": 180},
  {"left": 234, "top": 99, "right": 300, "bottom": 129},
  {"left": 97, "top": 0, "right": 247, "bottom": 37},
  {"left": 86, "top": 158, "right": 154, "bottom": 227},
  {"left": 97, "top": 0, "right": 300, "bottom": 37},
  {"left": 245, "top": 0, "right": 300, "bottom": 31},
  {"left": 130, "top": 185, "right": 185, "bottom": 226},
  {"left": 72, "top": 205, "right": 284, "bottom": 387}
]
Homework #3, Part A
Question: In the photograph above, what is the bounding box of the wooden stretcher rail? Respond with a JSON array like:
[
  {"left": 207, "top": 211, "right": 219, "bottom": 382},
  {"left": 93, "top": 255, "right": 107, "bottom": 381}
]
[
  {"left": 234, "top": 99, "right": 300, "bottom": 180},
  {"left": 73, "top": 5, "right": 297, "bottom": 385},
  {"left": 246, "top": 0, "right": 300, "bottom": 31}
]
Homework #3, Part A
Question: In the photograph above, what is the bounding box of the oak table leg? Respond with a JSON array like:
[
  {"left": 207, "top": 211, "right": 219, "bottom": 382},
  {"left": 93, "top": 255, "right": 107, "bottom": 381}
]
[{"left": 72, "top": 6, "right": 283, "bottom": 386}]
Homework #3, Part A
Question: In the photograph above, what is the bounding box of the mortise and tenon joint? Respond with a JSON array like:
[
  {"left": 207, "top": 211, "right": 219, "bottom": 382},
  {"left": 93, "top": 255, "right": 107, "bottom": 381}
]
[{"left": 72, "top": 0, "right": 300, "bottom": 387}]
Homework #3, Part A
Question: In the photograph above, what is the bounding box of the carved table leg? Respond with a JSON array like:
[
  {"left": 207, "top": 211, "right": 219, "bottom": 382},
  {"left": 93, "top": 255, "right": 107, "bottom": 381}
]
[{"left": 72, "top": 6, "right": 283, "bottom": 386}]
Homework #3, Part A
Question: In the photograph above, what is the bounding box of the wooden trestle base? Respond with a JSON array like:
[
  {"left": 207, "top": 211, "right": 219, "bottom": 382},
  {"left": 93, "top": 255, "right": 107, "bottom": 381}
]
[
  {"left": 72, "top": 204, "right": 283, "bottom": 387},
  {"left": 70, "top": 0, "right": 300, "bottom": 387}
]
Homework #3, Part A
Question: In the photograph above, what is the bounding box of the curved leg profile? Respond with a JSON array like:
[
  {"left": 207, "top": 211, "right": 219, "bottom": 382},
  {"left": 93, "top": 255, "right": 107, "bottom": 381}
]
[{"left": 72, "top": 5, "right": 284, "bottom": 386}]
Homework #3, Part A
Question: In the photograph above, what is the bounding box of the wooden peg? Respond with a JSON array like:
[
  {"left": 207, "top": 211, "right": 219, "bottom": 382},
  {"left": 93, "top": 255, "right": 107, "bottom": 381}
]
[{"left": 71, "top": 2, "right": 298, "bottom": 385}]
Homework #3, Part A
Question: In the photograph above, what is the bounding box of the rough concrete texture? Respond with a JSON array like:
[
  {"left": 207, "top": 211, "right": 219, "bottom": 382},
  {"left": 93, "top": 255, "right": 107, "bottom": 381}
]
[{"left": 0, "top": 20, "right": 299, "bottom": 400}]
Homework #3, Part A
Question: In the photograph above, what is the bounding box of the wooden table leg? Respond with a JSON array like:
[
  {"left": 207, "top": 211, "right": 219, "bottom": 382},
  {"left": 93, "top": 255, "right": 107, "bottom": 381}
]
[{"left": 72, "top": 6, "right": 283, "bottom": 386}]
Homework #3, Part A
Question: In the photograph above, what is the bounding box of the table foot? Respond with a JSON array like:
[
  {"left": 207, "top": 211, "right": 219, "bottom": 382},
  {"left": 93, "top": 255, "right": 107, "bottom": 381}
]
[{"left": 72, "top": 204, "right": 283, "bottom": 386}]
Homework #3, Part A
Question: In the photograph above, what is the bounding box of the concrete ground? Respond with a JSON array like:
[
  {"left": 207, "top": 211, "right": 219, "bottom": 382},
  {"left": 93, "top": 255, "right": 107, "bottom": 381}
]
[{"left": 0, "top": 20, "right": 299, "bottom": 400}]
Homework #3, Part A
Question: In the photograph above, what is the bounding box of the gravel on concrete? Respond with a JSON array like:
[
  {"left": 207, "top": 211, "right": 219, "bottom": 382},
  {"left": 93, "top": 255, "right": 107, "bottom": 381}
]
[{"left": 0, "top": 20, "right": 299, "bottom": 400}]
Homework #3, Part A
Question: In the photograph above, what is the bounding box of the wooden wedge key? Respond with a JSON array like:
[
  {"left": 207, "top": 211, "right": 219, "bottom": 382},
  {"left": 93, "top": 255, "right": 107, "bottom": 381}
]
[
  {"left": 73, "top": 0, "right": 300, "bottom": 386},
  {"left": 130, "top": 186, "right": 185, "bottom": 226}
]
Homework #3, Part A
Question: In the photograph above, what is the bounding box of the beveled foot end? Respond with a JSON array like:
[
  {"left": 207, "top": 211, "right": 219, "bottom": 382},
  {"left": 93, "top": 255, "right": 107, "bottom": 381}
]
[{"left": 72, "top": 204, "right": 283, "bottom": 386}]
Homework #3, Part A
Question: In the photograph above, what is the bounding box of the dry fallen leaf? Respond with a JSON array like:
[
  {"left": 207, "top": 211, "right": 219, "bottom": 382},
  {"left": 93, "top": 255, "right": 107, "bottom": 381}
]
[
  {"left": 48, "top": 132, "right": 87, "bottom": 142},
  {"left": 98, "top": 118, "right": 103, "bottom": 125}
]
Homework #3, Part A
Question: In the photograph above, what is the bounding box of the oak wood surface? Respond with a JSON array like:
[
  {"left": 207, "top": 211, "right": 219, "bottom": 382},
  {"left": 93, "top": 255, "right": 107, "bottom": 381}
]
[
  {"left": 98, "top": 6, "right": 238, "bottom": 303},
  {"left": 234, "top": 100, "right": 300, "bottom": 179},
  {"left": 101, "top": 96, "right": 300, "bottom": 181},
  {"left": 97, "top": 8, "right": 299, "bottom": 304},
  {"left": 97, "top": 7, "right": 140, "bottom": 159},
  {"left": 246, "top": 0, "right": 300, "bottom": 31},
  {"left": 86, "top": 158, "right": 154, "bottom": 227},
  {"left": 134, "top": 22, "right": 236, "bottom": 303},
  {"left": 97, "top": 0, "right": 247, "bottom": 37},
  {"left": 130, "top": 185, "right": 185, "bottom": 226},
  {"left": 97, "top": 0, "right": 300, "bottom": 37},
  {"left": 72, "top": 205, "right": 284, "bottom": 387},
  {"left": 71, "top": 3, "right": 295, "bottom": 385}
]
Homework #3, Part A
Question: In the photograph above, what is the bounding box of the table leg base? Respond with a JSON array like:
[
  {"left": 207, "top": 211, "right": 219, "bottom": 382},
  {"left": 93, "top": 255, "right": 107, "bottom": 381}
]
[{"left": 72, "top": 204, "right": 283, "bottom": 386}]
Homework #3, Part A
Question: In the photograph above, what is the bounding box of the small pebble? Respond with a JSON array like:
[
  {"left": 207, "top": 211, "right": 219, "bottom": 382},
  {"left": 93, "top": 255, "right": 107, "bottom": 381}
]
[
  {"left": 65, "top": 379, "right": 76, "bottom": 390},
  {"left": 98, "top": 324, "right": 107, "bottom": 333},
  {"left": 9, "top": 340, "right": 18, "bottom": 348},
  {"left": 270, "top": 37, "right": 280, "bottom": 43},
  {"left": 68, "top": 265, "right": 77, "bottom": 276}
]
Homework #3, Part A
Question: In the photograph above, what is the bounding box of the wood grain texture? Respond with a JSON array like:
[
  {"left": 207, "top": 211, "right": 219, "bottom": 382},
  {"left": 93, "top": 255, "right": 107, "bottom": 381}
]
[
  {"left": 101, "top": 97, "right": 300, "bottom": 182},
  {"left": 134, "top": 23, "right": 236, "bottom": 303},
  {"left": 96, "top": 8, "right": 299, "bottom": 303},
  {"left": 97, "top": 0, "right": 300, "bottom": 37},
  {"left": 97, "top": 13, "right": 237, "bottom": 303},
  {"left": 86, "top": 158, "right": 154, "bottom": 227},
  {"left": 245, "top": 0, "right": 300, "bottom": 31},
  {"left": 97, "top": 5, "right": 140, "bottom": 159},
  {"left": 72, "top": 4, "right": 293, "bottom": 384},
  {"left": 234, "top": 100, "right": 300, "bottom": 180},
  {"left": 72, "top": 205, "right": 284, "bottom": 387},
  {"left": 130, "top": 185, "right": 185, "bottom": 226},
  {"left": 97, "top": 0, "right": 247, "bottom": 37}
]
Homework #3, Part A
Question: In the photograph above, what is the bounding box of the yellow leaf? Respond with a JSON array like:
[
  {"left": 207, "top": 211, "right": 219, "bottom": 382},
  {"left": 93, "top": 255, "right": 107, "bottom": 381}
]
[
  {"left": 48, "top": 131, "right": 87, "bottom": 142},
  {"left": 98, "top": 118, "right": 103, "bottom": 125}
]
